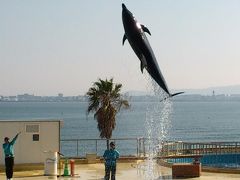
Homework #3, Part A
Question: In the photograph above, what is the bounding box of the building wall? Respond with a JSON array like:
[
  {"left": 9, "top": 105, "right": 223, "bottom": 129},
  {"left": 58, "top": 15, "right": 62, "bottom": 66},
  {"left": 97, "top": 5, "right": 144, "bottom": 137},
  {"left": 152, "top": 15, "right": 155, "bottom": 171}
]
[{"left": 0, "top": 120, "right": 62, "bottom": 165}]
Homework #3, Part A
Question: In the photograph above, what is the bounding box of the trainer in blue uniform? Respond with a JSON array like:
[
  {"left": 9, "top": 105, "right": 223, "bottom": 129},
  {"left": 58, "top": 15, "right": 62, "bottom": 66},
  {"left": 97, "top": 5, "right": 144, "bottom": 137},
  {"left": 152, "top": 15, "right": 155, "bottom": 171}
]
[
  {"left": 103, "top": 142, "right": 119, "bottom": 180},
  {"left": 2, "top": 132, "right": 21, "bottom": 180}
]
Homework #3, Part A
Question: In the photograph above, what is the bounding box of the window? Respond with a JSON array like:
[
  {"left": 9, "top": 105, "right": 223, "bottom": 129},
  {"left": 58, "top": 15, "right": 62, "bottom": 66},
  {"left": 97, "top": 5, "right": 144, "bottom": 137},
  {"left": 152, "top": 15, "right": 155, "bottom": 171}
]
[
  {"left": 33, "top": 134, "right": 39, "bottom": 141},
  {"left": 25, "top": 124, "right": 40, "bottom": 133}
]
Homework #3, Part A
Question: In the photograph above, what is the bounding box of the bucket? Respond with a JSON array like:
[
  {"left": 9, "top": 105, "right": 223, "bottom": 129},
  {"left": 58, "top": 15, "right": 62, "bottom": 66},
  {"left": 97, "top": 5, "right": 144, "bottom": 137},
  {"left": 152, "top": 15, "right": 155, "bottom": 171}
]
[{"left": 44, "top": 151, "right": 58, "bottom": 176}]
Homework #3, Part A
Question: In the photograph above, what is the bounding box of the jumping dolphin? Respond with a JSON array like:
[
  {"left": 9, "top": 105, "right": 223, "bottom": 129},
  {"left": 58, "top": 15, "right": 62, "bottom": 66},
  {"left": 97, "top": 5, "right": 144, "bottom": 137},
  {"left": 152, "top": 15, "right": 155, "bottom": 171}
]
[{"left": 122, "top": 3, "right": 183, "bottom": 98}]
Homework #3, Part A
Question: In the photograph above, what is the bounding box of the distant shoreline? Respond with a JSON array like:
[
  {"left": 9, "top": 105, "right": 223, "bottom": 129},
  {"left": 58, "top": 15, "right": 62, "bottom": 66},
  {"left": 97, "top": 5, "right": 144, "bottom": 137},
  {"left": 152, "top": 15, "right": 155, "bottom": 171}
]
[{"left": 1, "top": 94, "right": 240, "bottom": 103}]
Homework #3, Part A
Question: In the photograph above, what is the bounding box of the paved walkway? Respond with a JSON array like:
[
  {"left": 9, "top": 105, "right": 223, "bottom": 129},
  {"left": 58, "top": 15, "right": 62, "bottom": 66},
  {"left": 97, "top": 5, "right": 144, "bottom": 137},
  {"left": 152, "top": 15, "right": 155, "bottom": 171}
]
[{"left": 0, "top": 162, "right": 240, "bottom": 179}]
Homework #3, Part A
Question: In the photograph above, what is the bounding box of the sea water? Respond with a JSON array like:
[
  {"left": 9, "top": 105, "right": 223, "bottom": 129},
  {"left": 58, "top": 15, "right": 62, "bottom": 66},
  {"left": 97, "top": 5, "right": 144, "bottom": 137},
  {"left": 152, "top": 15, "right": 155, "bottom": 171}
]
[{"left": 1, "top": 100, "right": 240, "bottom": 150}]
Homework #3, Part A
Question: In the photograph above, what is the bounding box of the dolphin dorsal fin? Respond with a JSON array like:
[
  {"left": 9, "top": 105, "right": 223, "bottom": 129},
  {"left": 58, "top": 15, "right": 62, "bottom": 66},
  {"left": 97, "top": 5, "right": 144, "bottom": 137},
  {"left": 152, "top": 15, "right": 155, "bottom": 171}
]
[
  {"left": 122, "top": 34, "right": 127, "bottom": 45},
  {"left": 141, "top": 25, "right": 151, "bottom": 35}
]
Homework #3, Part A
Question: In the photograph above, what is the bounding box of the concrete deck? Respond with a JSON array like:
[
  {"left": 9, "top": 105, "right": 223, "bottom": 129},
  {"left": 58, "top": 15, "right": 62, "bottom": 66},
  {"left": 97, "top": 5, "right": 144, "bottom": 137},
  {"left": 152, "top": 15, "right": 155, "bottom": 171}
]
[{"left": 0, "top": 162, "right": 240, "bottom": 180}]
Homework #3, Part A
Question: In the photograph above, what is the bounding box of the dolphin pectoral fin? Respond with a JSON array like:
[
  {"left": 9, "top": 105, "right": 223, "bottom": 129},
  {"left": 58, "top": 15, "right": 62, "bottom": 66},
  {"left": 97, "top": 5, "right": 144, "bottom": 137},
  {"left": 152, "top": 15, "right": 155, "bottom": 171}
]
[
  {"left": 140, "top": 54, "right": 147, "bottom": 73},
  {"left": 140, "top": 62, "right": 144, "bottom": 73},
  {"left": 122, "top": 34, "right": 127, "bottom": 45},
  {"left": 141, "top": 25, "right": 151, "bottom": 35}
]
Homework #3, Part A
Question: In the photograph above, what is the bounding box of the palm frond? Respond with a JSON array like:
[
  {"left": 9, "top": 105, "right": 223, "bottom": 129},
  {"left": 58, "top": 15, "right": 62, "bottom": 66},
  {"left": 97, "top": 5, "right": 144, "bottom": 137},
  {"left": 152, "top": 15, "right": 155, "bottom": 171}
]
[{"left": 86, "top": 78, "right": 130, "bottom": 140}]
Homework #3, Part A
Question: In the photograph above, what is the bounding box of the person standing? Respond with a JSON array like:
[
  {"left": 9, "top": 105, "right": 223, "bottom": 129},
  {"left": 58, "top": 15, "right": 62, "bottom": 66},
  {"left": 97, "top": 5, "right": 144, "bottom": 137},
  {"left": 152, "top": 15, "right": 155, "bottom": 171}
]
[
  {"left": 103, "top": 142, "right": 119, "bottom": 180},
  {"left": 2, "top": 132, "right": 21, "bottom": 180}
]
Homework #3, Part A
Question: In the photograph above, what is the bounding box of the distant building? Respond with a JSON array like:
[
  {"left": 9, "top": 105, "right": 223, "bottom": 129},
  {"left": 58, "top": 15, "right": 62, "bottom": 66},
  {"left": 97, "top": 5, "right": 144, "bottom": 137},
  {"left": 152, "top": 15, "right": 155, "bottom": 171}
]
[
  {"left": 212, "top": 90, "right": 215, "bottom": 97},
  {"left": 9, "top": 96, "right": 18, "bottom": 101},
  {"left": 17, "top": 94, "right": 35, "bottom": 101}
]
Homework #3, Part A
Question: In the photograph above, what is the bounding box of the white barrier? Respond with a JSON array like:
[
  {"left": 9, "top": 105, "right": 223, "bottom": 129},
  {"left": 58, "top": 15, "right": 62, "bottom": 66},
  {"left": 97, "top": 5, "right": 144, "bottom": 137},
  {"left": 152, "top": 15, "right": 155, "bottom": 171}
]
[{"left": 44, "top": 151, "right": 58, "bottom": 176}]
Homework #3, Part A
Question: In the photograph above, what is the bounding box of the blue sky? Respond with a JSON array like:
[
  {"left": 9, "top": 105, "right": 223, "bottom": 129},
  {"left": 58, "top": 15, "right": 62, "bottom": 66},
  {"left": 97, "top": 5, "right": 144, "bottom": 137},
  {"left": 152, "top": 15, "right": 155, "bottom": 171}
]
[{"left": 1, "top": 1, "right": 240, "bottom": 96}]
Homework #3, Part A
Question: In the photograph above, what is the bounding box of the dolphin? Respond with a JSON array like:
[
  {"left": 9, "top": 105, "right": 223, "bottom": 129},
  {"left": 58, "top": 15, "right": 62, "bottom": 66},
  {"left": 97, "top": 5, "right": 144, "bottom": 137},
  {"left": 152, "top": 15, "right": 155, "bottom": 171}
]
[{"left": 122, "top": 3, "right": 183, "bottom": 98}]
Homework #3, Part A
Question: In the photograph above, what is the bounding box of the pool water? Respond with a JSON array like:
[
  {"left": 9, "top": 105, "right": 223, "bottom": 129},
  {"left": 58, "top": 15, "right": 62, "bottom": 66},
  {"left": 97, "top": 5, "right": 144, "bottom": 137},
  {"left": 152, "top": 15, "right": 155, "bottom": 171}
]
[{"left": 168, "top": 154, "right": 240, "bottom": 168}]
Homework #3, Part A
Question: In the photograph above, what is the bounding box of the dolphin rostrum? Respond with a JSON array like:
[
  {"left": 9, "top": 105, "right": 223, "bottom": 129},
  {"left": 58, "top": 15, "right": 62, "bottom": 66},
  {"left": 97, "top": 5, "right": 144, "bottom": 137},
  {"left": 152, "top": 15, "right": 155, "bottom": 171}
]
[{"left": 122, "top": 3, "right": 183, "bottom": 98}]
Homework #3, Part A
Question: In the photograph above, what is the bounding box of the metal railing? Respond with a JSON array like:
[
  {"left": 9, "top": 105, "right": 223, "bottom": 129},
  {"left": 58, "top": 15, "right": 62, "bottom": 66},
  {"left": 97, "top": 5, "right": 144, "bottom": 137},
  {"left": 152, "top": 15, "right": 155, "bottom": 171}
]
[
  {"left": 161, "top": 141, "right": 240, "bottom": 168},
  {"left": 60, "top": 138, "right": 240, "bottom": 158},
  {"left": 60, "top": 137, "right": 148, "bottom": 157},
  {"left": 160, "top": 141, "right": 240, "bottom": 156}
]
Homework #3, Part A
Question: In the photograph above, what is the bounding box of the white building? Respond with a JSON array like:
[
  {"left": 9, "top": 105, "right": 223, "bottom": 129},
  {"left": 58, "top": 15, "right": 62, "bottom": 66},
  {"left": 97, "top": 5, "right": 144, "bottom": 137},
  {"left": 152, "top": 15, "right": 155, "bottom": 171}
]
[{"left": 0, "top": 120, "right": 63, "bottom": 165}]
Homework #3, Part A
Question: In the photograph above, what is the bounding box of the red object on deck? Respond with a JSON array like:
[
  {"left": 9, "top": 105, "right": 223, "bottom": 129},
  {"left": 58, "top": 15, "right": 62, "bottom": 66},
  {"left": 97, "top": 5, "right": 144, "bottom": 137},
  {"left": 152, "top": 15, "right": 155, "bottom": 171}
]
[{"left": 70, "top": 159, "right": 75, "bottom": 176}]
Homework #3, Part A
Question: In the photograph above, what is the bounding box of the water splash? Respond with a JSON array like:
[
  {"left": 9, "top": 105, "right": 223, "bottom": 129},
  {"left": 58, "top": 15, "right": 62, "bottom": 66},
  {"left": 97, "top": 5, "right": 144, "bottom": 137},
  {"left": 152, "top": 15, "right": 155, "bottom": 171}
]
[{"left": 143, "top": 76, "right": 173, "bottom": 180}]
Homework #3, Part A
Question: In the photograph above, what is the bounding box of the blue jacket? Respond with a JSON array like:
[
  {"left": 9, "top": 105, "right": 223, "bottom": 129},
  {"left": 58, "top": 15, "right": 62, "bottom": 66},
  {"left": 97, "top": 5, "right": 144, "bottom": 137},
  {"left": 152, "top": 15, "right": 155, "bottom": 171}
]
[
  {"left": 2, "top": 134, "right": 19, "bottom": 157},
  {"left": 103, "top": 149, "right": 119, "bottom": 167}
]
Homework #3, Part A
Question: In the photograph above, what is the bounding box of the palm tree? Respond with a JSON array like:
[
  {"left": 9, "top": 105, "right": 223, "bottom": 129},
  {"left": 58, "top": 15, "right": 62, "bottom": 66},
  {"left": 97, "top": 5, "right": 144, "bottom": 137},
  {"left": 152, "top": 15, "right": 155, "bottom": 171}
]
[{"left": 86, "top": 78, "right": 130, "bottom": 149}]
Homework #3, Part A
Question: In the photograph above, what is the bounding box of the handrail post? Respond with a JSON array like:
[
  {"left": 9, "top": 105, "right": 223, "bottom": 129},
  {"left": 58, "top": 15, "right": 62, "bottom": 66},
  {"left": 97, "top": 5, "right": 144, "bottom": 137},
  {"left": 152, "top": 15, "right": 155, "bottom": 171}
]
[
  {"left": 96, "top": 140, "right": 98, "bottom": 155},
  {"left": 143, "top": 138, "right": 146, "bottom": 157},
  {"left": 77, "top": 140, "right": 79, "bottom": 157},
  {"left": 137, "top": 138, "right": 139, "bottom": 157}
]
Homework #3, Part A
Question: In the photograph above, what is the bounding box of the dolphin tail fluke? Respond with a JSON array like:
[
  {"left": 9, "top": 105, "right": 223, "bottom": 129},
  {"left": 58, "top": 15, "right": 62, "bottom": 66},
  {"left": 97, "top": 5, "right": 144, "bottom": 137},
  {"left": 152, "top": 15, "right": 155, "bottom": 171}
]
[
  {"left": 159, "top": 92, "right": 184, "bottom": 102},
  {"left": 160, "top": 92, "right": 184, "bottom": 102},
  {"left": 170, "top": 92, "right": 184, "bottom": 97}
]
